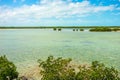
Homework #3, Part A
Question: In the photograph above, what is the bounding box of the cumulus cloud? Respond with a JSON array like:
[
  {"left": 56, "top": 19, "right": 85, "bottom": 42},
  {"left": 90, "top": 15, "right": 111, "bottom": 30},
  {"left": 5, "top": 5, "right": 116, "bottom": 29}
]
[{"left": 0, "top": 0, "right": 117, "bottom": 26}]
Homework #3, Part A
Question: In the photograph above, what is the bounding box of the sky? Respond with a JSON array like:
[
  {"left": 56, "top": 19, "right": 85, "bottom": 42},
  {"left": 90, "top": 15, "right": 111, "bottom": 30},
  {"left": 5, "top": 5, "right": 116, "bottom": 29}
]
[{"left": 0, "top": 0, "right": 120, "bottom": 26}]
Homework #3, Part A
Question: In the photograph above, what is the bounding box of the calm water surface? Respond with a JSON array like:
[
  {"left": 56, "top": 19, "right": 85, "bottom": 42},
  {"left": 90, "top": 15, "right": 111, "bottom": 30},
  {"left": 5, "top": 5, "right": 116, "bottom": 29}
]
[{"left": 0, "top": 29, "right": 120, "bottom": 72}]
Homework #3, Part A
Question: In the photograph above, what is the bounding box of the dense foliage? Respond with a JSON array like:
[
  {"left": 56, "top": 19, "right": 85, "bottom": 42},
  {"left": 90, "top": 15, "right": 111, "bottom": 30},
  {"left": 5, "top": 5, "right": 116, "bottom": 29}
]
[
  {"left": 89, "top": 28, "right": 120, "bottom": 32},
  {"left": 38, "top": 56, "right": 120, "bottom": 80},
  {"left": 76, "top": 61, "right": 119, "bottom": 80},
  {"left": 90, "top": 28, "right": 112, "bottom": 32},
  {"left": 112, "top": 28, "right": 120, "bottom": 31},
  {"left": 0, "top": 55, "right": 119, "bottom": 80},
  {"left": 38, "top": 56, "right": 75, "bottom": 80},
  {"left": 0, "top": 56, "right": 18, "bottom": 80}
]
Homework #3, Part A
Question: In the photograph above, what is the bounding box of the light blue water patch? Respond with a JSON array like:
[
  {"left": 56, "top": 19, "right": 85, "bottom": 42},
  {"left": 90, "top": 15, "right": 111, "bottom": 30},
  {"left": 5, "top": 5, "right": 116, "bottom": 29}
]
[{"left": 0, "top": 29, "right": 120, "bottom": 71}]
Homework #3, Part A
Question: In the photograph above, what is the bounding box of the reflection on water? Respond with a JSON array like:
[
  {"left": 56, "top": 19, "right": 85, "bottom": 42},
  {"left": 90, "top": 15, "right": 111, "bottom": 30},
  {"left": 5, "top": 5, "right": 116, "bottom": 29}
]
[{"left": 0, "top": 29, "right": 120, "bottom": 73}]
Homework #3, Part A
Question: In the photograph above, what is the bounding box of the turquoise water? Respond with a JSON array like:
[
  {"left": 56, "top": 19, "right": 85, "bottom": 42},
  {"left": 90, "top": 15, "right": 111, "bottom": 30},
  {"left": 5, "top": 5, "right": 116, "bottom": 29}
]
[{"left": 0, "top": 29, "right": 120, "bottom": 72}]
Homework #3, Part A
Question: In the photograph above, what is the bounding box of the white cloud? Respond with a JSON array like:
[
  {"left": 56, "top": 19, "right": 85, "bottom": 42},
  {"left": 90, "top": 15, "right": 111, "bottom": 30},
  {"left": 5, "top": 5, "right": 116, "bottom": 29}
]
[{"left": 0, "top": 0, "right": 117, "bottom": 26}]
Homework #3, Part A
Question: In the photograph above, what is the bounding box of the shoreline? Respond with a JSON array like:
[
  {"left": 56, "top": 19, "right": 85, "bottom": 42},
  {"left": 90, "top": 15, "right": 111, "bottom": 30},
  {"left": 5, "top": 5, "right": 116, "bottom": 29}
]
[{"left": 19, "top": 65, "right": 42, "bottom": 80}]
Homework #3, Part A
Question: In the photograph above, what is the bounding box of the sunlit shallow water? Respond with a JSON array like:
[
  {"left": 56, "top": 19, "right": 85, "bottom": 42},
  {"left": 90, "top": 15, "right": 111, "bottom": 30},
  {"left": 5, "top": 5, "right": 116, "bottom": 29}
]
[{"left": 0, "top": 29, "right": 120, "bottom": 73}]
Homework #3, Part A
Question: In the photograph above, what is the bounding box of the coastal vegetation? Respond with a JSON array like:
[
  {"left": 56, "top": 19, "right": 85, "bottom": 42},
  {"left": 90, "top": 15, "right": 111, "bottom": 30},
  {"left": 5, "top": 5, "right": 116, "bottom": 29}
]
[
  {"left": 89, "top": 28, "right": 120, "bottom": 32},
  {"left": 0, "top": 56, "right": 18, "bottom": 80},
  {"left": 0, "top": 26, "right": 120, "bottom": 29},
  {"left": 73, "top": 29, "right": 80, "bottom": 31},
  {"left": 73, "top": 29, "right": 75, "bottom": 31},
  {"left": 38, "top": 56, "right": 120, "bottom": 80},
  {"left": 0, "top": 55, "right": 120, "bottom": 80},
  {"left": 112, "top": 28, "right": 120, "bottom": 31},
  {"left": 80, "top": 28, "right": 84, "bottom": 31},
  {"left": 76, "top": 29, "right": 78, "bottom": 31},
  {"left": 0, "top": 26, "right": 120, "bottom": 32},
  {"left": 53, "top": 28, "right": 62, "bottom": 31},
  {"left": 38, "top": 56, "right": 74, "bottom": 80},
  {"left": 53, "top": 28, "right": 57, "bottom": 31},
  {"left": 0, "top": 26, "right": 120, "bottom": 30},
  {"left": 58, "top": 28, "right": 62, "bottom": 31}
]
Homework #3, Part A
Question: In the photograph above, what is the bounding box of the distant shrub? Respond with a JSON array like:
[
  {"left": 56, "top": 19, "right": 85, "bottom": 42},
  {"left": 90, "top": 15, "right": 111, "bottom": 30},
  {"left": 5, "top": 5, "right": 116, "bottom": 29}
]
[
  {"left": 53, "top": 28, "right": 57, "bottom": 31},
  {"left": 38, "top": 56, "right": 120, "bottom": 80},
  {"left": 112, "top": 28, "right": 120, "bottom": 32},
  {"left": 80, "top": 29, "right": 84, "bottom": 31},
  {"left": 73, "top": 29, "right": 75, "bottom": 31},
  {"left": 89, "top": 28, "right": 112, "bottom": 32},
  {"left": 0, "top": 55, "right": 18, "bottom": 80},
  {"left": 58, "top": 28, "right": 62, "bottom": 31},
  {"left": 76, "top": 29, "right": 78, "bottom": 31}
]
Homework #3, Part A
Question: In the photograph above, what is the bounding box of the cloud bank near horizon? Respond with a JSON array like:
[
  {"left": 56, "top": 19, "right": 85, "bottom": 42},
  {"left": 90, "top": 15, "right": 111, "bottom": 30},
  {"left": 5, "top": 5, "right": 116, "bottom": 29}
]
[{"left": 0, "top": 0, "right": 120, "bottom": 26}]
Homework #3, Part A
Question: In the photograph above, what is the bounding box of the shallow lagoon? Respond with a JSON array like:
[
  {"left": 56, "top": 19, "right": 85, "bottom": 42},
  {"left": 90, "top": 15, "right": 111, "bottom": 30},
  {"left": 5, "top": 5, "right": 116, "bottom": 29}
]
[{"left": 0, "top": 29, "right": 120, "bottom": 73}]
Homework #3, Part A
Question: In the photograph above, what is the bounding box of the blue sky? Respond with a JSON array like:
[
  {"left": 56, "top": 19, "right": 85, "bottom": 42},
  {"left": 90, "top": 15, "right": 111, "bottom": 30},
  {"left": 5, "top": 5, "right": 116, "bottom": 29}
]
[{"left": 0, "top": 0, "right": 120, "bottom": 26}]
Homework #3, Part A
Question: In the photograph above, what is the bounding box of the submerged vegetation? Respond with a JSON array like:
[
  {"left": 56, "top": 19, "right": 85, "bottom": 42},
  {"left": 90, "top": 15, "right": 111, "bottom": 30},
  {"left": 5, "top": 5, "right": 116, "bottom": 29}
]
[{"left": 0, "top": 55, "right": 120, "bottom": 80}]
